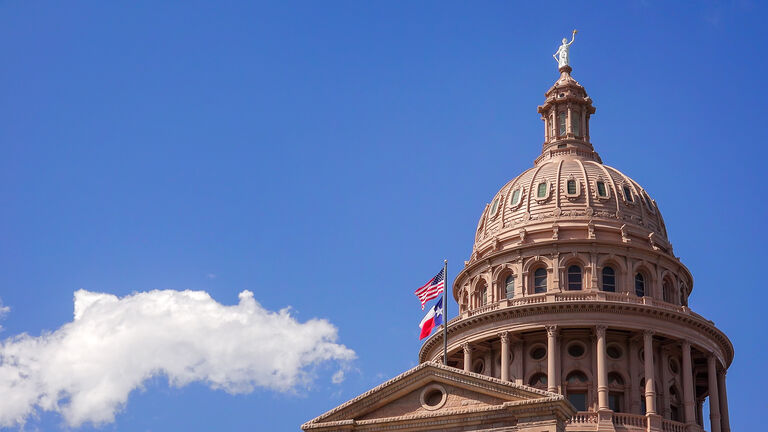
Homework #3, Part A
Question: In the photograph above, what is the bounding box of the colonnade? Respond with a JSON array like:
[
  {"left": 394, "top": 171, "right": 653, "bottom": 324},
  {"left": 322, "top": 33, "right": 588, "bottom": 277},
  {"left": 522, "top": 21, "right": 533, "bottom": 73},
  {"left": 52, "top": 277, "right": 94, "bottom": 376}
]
[{"left": 458, "top": 326, "right": 730, "bottom": 432}]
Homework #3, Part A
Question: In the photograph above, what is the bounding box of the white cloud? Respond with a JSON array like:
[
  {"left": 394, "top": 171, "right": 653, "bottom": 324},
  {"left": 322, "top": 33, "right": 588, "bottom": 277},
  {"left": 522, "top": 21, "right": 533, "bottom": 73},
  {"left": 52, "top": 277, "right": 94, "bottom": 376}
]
[{"left": 0, "top": 289, "right": 355, "bottom": 428}]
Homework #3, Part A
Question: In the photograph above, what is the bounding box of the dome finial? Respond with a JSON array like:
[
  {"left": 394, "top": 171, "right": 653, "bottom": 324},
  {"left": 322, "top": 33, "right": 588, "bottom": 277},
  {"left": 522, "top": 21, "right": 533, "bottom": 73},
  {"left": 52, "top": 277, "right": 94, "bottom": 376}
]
[{"left": 553, "top": 30, "right": 578, "bottom": 71}]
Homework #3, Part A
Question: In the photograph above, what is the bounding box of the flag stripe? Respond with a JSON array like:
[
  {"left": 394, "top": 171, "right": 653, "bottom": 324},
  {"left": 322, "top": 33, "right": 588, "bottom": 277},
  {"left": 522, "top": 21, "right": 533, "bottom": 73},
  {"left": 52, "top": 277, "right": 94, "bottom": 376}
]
[{"left": 414, "top": 268, "right": 446, "bottom": 309}]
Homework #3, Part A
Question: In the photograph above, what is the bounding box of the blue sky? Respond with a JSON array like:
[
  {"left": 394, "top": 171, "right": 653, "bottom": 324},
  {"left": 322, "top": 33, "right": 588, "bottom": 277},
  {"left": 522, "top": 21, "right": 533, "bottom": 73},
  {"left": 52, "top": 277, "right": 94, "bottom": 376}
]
[{"left": 1, "top": 1, "right": 766, "bottom": 430}]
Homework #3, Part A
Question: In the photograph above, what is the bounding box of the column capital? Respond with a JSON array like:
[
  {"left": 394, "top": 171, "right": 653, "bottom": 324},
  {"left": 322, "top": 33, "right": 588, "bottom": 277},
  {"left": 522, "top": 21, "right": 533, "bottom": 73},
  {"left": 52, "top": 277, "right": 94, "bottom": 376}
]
[
  {"left": 681, "top": 339, "right": 691, "bottom": 350},
  {"left": 498, "top": 331, "right": 510, "bottom": 344},
  {"left": 643, "top": 329, "right": 655, "bottom": 338},
  {"left": 718, "top": 369, "right": 727, "bottom": 377},
  {"left": 595, "top": 325, "right": 607, "bottom": 338},
  {"left": 545, "top": 325, "right": 559, "bottom": 337},
  {"left": 461, "top": 342, "right": 472, "bottom": 353}
]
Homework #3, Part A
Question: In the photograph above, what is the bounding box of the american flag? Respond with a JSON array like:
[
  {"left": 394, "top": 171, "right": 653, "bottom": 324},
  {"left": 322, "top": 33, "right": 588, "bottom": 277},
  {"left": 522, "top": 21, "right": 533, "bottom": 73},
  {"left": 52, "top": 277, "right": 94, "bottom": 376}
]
[{"left": 414, "top": 268, "right": 445, "bottom": 310}]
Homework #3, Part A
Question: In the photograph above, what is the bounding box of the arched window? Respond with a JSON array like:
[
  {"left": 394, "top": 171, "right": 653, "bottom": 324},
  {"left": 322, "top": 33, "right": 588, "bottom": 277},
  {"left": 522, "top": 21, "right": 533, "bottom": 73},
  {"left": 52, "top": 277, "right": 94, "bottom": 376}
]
[
  {"left": 608, "top": 372, "right": 625, "bottom": 412},
  {"left": 663, "top": 279, "right": 674, "bottom": 303},
  {"left": 565, "top": 371, "right": 588, "bottom": 411},
  {"left": 480, "top": 285, "right": 488, "bottom": 306},
  {"left": 602, "top": 266, "right": 616, "bottom": 292},
  {"left": 635, "top": 273, "right": 645, "bottom": 297},
  {"left": 504, "top": 275, "right": 515, "bottom": 299},
  {"left": 566, "top": 371, "right": 588, "bottom": 384},
  {"left": 567, "top": 265, "right": 582, "bottom": 291},
  {"left": 529, "top": 373, "right": 547, "bottom": 389},
  {"left": 534, "top": 268, "right": 547, "bottom": 294}
]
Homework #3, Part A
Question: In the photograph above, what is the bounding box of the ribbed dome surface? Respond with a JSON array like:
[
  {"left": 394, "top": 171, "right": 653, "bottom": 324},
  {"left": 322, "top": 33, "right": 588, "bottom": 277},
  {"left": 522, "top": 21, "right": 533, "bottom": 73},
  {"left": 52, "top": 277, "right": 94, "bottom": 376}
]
[{"left": 474, "top": 158, "right": 667, "bottom": 247}]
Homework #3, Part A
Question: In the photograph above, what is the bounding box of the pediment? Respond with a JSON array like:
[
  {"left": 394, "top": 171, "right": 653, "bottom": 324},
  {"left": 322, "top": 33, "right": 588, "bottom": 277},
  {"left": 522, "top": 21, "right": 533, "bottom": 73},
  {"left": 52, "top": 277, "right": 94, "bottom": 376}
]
[{"left": 303, "top": 362, "right": 565, "bottom": 430}]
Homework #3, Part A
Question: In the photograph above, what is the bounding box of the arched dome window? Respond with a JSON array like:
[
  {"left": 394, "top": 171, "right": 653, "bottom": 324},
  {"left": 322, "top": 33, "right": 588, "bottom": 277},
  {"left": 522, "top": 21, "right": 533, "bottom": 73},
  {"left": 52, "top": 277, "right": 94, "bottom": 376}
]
[
  {"left": 480, "top": 285, "right": 488, "bottom": 306},
  {"left": 567, "top": 265, "right": 582, "bottom": 291},
  {"left": 534, "top": 268, "right": 547, "bottom": 294},
  {"left": 634, "top": 273, "right": 645, "bottom": 297},
  {"left": 504, "top": 275, "right": 515, "bottom": 299},
  {"left": 663, "top": 279, "right": 674, "bottom": 304},
  {"left": 602, "top": 266, "right": 616, "bottom": 292},
  {"left": 529, "top": 373, "right": 547, "bottom": 389}
]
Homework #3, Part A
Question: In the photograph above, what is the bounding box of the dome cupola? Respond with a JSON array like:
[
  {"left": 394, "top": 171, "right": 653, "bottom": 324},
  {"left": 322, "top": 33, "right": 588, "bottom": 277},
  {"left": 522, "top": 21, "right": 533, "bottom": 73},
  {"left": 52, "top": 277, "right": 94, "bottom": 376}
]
[{"left": 536, "top": 66, "right": 599, "bottom": 166}]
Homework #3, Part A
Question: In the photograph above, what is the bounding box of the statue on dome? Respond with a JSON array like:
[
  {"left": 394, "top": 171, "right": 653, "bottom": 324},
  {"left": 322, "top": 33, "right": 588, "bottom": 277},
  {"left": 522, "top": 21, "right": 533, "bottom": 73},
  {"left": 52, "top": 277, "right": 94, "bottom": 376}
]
[{"left": 553, "top": 30, "right": 577, "bottom": 69}]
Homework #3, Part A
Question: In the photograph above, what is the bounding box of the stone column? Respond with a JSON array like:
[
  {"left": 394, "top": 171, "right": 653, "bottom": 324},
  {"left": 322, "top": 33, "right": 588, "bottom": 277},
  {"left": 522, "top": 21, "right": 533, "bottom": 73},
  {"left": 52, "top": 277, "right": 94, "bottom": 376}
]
[
  {"left": 643, "top": 330, "right": 657, "bottom": 414},
  {"left": 500, "top": 332, "right": 510, "bottom": 381},
  {"left": 595, "top": 326, "right": 609, "bottom": 410},
  {"left": 681, "top": 341, "right": 696, "bottom": 425},
  {"left": 463, "top": 342, "right": 472, "bottom": 373},
  {"left": 718, "top": 370, "right": 730, "bottom": 432},
  {"left": 546, "top": 325, "right": 559, "bottom": 393},
  {"left": 707, "top": 354, "right": 721, "bottom": 432}
]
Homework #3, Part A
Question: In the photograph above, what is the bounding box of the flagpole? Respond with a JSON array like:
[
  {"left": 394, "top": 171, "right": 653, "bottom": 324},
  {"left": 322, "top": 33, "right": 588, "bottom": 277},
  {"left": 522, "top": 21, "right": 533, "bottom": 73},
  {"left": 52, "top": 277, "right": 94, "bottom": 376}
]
[{"left": 443, "top": 259, "right": 448, "bottom": 366}]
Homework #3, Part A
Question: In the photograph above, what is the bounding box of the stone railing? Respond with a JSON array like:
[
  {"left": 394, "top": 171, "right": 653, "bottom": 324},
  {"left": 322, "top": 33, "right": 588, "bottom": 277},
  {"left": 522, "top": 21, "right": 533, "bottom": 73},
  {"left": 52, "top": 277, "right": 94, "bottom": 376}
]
[
  {"left": 612, "top": 412, "right": 647, "bottom": 429},
  {"left": 661, "top": 419, "right": 686, "bottom": 432},
  {"left": 462, "top": 290, "right": 689, "bottom": 318},
  {"left": 568, "top": 411, "right": 597, "bottom": 425}
]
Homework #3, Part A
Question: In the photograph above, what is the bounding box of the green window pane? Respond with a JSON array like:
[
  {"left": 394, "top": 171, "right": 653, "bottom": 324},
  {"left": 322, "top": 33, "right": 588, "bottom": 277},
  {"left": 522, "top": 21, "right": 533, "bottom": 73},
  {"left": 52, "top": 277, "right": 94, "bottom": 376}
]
[
  {"left": 567, "top": 180, "right": 576, "bottom": 195},
  {"left": 511, "top": 189, "right": 520, "bottom": 206},
  {"left": 558, "top": 112, "right": 566, "bottom": 136},
  {"left": 623, "top": 186, "right": 633, "bottom": 202},
  {"left": 572, "top": 112, "right": 580, "bottom": 136},
  {"left": 490, "top": 198, "right": 499, "bottom": 216},
  {"left": 537, "top": 182, "right": 547, "bottom": 198},
  {"left": 597, "top": 181, "right": 607, "bottom": 197}
]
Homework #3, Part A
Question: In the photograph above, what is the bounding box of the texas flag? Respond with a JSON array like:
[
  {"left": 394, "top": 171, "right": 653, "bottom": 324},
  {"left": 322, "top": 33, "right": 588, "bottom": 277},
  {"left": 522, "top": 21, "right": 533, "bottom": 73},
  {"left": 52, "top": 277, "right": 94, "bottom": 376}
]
[{"left": 418, "top": 297, "right": 444, "bottom": 340}]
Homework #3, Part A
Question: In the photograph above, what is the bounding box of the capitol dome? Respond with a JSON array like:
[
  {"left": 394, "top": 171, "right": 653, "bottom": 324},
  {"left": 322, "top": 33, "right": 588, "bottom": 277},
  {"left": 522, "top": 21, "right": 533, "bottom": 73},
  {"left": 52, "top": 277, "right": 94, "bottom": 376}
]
[{"left": 418, "top": 65, "right": 732, "bottom": 432}]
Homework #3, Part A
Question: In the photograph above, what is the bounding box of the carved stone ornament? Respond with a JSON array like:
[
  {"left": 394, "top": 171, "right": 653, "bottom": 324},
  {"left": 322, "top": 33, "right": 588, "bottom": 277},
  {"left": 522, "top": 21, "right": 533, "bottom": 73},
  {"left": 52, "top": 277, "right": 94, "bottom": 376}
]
[
  {"left": 552, "top": 224, "right": 560, "bottom": 240},
  {"left": 620, "top": 224, "right": 630, "bottom": 243}
]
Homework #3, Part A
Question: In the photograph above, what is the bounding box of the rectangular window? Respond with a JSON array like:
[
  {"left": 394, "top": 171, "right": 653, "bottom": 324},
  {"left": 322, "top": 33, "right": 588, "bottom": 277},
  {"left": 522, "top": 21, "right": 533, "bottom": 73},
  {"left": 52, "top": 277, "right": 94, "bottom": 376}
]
[
  {"left": 567, "top": 180, "right": 577, "bottom": 195},
  {"left": 623, "top": 186, "right": 633, "bottom": 202},
  {"left": 572, "top": 111, "right": 581, "bottom": 136},
  {"left": 558, "top": 112, "right": 567, "bottom": 136},
  {"left": 609, "top": 393, "right": 623, "bottom": 413},
  {"left": 568, "top": 392, "right": 587, "bottom": 412},
  {"left": 511, "top": 189, "right": 521, "bottom": 206},
  {"left": 596, "top": 181, "right": 607, "bottom": 197},
  {"left": 537, "top": 182, "right": 547, "bottom": 198}
]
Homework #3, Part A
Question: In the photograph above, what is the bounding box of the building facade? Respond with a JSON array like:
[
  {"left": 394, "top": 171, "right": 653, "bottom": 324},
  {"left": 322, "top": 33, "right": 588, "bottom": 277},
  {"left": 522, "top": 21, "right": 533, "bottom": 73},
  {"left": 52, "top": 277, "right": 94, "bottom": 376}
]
[{"left": 304, "top": 64, "right": 732, "bottom": 432}]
